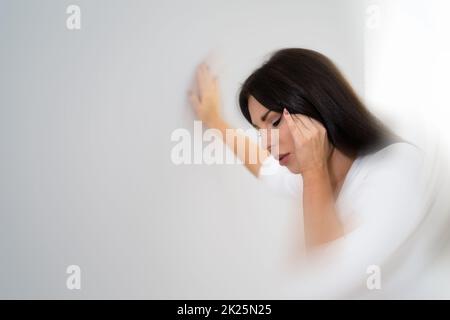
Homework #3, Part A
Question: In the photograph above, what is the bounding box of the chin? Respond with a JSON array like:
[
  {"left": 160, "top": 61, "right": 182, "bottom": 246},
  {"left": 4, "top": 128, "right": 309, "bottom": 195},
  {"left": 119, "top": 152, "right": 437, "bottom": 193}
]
[{"left": 286, "top": 164, "right": 301, "bottom": 174}]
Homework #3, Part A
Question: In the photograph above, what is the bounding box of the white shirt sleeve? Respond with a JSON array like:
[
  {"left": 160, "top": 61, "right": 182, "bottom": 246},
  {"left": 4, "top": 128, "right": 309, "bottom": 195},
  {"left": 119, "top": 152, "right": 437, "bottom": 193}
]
[
  {"left": 323, "top": 143, "right": 427, "bottom": 294},
  {"left": 258, "top": 155, "right": 302, "bottom": 198},
  {"left": 280, "top": 142, "right": 430, "bottom": 298}
]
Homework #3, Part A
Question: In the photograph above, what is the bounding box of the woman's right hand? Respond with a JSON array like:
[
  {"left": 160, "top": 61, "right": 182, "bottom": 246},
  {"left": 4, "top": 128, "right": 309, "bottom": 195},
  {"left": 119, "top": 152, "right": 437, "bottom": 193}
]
[{"left": 188, "top": 62, "right": 222, "bottom": 128}]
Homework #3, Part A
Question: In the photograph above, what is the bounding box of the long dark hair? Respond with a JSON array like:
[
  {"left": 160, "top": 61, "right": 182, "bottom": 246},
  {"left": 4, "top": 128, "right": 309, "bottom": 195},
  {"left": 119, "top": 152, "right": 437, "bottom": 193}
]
[{"left": 238, "top": 48, "right": 401, "bottom": 157}]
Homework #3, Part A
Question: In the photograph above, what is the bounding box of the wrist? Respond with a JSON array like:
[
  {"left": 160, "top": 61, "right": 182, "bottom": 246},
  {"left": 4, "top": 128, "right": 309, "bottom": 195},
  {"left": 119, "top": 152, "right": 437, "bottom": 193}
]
[
  {"left": 301, "top": 163, "right": 329, "bottom": 181},
  {"left": 207, "top": 116, "right": 227, "bottom": 130}
]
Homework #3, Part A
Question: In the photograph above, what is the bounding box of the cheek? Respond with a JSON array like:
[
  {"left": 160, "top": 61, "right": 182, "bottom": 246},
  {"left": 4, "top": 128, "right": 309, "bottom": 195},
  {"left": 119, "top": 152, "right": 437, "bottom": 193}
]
[{"left": 278, "top": 124, "right": 294, "bottom": 151}]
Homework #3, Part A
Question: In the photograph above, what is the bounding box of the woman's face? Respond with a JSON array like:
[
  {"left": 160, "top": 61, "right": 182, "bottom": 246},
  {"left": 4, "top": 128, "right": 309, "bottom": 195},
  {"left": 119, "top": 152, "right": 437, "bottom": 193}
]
[{"left": 248, "top": 95, "right": 300, "bottom": 173}]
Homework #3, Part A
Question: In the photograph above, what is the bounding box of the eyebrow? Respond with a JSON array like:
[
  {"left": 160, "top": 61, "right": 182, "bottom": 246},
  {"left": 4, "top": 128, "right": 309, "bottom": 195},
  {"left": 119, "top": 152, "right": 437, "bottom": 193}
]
[{"left": 252, "top": 110, "right": 271, "bottom": 129}]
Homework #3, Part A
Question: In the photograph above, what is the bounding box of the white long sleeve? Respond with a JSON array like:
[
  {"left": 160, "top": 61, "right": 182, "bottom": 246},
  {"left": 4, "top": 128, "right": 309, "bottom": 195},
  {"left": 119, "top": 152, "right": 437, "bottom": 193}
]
[{"left": 278, "top": 142, "right": 435, "bottom": 298}]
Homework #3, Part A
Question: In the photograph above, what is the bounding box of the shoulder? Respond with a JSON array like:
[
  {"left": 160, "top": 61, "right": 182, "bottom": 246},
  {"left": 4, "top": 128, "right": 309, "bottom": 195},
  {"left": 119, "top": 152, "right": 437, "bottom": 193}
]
[
  {"left": 355, "top": 141, "right": 426, "bottom": 191},
  {"left": 369, "top": 141, "right": 423, "bottom": 161},
  {"left": 363, "top": 142, "right": 424, "bottom": 172}
]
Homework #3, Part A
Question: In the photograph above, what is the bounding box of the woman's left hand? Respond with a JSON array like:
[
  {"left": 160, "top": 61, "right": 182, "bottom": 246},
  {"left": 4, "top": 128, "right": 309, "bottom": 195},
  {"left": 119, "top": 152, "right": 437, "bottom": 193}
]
[{"left": 283, "top": 108, "right": 331, "bottom": 175}]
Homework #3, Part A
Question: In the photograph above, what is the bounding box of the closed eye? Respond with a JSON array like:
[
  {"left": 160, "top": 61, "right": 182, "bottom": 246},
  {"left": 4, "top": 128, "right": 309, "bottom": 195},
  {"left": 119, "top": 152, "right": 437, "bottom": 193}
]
[{"left": 272, "top": 116, "right": 282, "bottom": 127}]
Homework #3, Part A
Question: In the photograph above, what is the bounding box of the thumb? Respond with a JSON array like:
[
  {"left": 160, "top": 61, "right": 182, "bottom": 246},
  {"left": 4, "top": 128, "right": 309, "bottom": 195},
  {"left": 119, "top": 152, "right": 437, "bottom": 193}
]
[
  {"left": 283, "top": 108, "right": 304, "bottom": 140},
  {"left": 283, "top": 108, "right": 296, "bottom": 133},
  {"left": 189, "top": 90, "right": 201, "bottom": 109}
]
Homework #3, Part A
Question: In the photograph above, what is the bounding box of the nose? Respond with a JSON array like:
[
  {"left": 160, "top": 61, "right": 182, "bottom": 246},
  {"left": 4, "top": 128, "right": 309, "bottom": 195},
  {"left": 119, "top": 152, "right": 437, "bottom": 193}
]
[
  {"left": 260, "top": 129, "right": 279, "bottom": 155},
  {"left": 267, "top": 145, "right": 280, "bottom": 158}
]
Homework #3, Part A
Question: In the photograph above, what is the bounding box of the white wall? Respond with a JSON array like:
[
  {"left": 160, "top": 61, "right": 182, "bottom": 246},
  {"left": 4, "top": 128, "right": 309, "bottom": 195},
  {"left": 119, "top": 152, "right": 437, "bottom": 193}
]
[{"left": 0, "top": 0, "right": 365, "bottom": 298}]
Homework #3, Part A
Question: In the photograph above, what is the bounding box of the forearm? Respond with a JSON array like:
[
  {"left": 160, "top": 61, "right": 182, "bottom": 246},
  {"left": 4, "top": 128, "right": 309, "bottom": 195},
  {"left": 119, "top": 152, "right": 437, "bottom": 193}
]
[
  {"left": 208, "top": 118, "right": 269, "bottom": 178},
  {"left": 301, "top": 165, "right": 345, "bottom": 248}
]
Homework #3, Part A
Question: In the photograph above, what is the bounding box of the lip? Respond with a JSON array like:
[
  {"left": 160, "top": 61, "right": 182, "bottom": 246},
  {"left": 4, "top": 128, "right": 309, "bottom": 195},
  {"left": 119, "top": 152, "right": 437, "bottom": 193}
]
[{"left": 278, "top": 153, "right": 290, "bottom": 165}]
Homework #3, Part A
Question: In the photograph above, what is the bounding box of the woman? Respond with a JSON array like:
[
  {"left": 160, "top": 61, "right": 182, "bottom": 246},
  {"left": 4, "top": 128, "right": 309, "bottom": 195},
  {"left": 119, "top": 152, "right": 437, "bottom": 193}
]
[{"left": 188, "top": 48, "right": 425, "bottom": 253}]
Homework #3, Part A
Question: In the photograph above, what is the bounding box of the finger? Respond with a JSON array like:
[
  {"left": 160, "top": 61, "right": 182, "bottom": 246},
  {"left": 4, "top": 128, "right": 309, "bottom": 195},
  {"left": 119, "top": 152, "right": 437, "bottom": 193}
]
[
  {"left": 196, "top": 63, "right": 207, "bottom": 93},
  {"left": 199, "top": 63, "right": 215, "bottom": 93},
  {"left": 201, "top": 62, "right": 212, "bottom": 81},
  {"left": 188, "top": 90, "right": 201, "bottom": 109},
  {"left": 292, "top": 113, "right": 310, "bottom": 133},
  {"left": 283, "top": 108, "right": 304, "bottom": 139},
  {"left": 308, "top": 117, "right": 326, "bottom": 132},
  {"left": 213, "top": 76, "right": 219, "bottom": 91},
  {"left": 305, "top": 116, "right": 316, "bottom": 128}
]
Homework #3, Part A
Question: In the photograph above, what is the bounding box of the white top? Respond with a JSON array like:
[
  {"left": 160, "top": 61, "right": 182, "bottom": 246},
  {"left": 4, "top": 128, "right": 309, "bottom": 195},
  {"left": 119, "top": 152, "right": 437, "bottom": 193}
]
[
  {"left": 259, "top": 142, "right": 425, "bottom": 218},
  {"left": 258, "top": 142, "right": 445, "bottom": 298}
]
